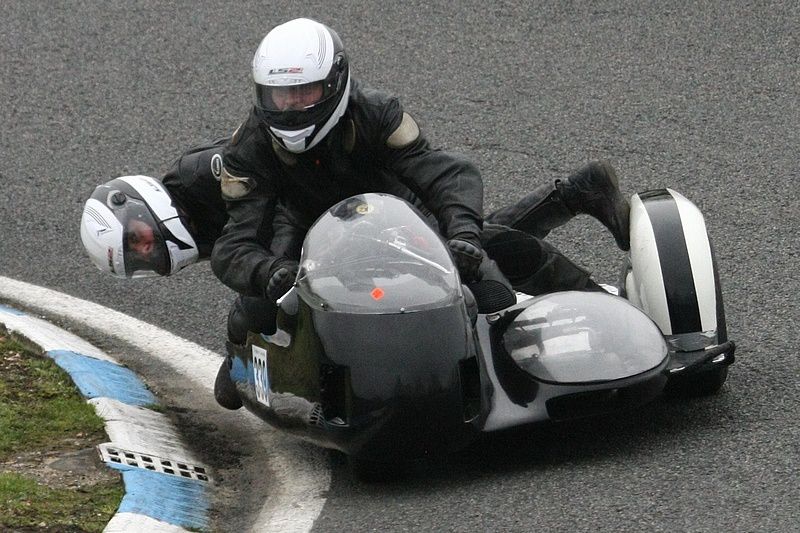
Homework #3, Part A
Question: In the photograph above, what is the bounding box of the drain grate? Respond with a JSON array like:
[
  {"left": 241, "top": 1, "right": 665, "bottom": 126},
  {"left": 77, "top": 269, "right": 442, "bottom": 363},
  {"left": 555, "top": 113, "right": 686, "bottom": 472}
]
[{"left": 97, "top": 443, "right": 211, "bottom": 482}]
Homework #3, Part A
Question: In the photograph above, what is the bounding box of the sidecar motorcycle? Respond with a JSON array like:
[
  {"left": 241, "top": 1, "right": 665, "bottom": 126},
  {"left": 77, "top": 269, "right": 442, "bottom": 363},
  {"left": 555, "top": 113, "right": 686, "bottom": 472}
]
[{"left": 226, "top": 190, "right": 735, "bottom": 471}]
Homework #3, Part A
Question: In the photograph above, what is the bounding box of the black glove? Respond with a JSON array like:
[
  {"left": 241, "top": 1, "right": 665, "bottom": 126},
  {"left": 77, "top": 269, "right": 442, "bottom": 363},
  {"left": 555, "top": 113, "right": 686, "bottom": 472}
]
[
  {"left": 447, "top": 233, "right": 483, "bottom": 283},
  {"left": 265, "top": 258, "right": 299, "bottom": 303}
]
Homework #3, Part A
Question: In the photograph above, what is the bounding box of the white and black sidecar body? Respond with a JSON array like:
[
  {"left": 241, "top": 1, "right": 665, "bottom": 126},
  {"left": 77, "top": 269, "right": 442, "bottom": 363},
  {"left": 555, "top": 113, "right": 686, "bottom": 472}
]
[{"left": 227, "top": 191, "right": 735, "bottom": 466}]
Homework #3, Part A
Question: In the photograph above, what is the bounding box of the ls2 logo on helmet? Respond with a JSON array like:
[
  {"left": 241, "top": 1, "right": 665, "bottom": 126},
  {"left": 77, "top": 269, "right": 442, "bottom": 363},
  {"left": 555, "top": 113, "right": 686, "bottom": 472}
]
[{"left": 269, "top": 67, "right": 303, "bottom": 74}]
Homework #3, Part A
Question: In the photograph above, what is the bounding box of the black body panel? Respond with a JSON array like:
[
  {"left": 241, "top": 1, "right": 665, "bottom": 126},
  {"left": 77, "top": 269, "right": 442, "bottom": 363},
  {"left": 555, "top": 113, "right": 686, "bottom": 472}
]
[{"left": 234, "top": 299, "right": 482, "bottom": 460}]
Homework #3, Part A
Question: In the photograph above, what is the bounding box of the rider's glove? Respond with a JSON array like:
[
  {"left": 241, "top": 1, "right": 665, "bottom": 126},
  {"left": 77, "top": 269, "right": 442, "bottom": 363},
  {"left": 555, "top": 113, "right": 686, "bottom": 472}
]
[
  {"left": 446, "top": 233, "right": 484, "bottom": 284},
  {"left": 265, "top": 258, "right": 299, "bottom": 303}
]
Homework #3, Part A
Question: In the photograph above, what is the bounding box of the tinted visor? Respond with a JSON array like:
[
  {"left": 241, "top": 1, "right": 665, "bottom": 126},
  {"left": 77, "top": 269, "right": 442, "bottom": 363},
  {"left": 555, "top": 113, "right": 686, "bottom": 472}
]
[
  {"left": 118, "top": 198, "right": 170, "bottom": 277},
  {"left": 255, "top": 68, "right": 346, "bottom": 130},
  {"left": 257, "top": 81, "right": 325, "bottom": 111}
]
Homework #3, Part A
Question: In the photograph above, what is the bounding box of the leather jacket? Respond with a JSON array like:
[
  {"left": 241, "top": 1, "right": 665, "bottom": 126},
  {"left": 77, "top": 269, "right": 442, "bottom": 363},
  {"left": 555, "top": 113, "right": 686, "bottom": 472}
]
[{"left": 161, "top": 137, "right": 228, "bottom": 259}]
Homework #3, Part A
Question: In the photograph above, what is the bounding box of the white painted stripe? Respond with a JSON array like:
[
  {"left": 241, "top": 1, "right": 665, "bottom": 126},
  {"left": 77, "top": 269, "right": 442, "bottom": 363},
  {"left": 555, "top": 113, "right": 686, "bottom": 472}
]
[
  {"left": 0, "top": 309, "right": 115, "bottom": 362},
  {"left": 0, "top": 276, "right": 329, "bottom": 532},
  {"left": 91, "top": 398, "right": 203, "bottom": 465},
  {"left": 628, "top": 194, "right": 672, "bottom": 334},
  {"left": 668, "top": 189, "right": 718, "bottom": 332},
  {"left": 104, "top": 512, "right": 191, "bottom": 533},
  {"left": 2, "top": 300, "right": 208, "bottom": 530}
]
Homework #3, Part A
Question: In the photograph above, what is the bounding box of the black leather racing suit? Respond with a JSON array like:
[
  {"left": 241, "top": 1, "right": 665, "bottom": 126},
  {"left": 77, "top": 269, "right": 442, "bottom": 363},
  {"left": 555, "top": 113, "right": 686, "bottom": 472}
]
[
  {"left": 161, "top": 137, "right": 229, "bottom": 259},
  {"left": 160, "top": 137, "right": 286, "bottom": 343},
  {"left": 211, "top": 79, "right": 484, "bottom": 300}
]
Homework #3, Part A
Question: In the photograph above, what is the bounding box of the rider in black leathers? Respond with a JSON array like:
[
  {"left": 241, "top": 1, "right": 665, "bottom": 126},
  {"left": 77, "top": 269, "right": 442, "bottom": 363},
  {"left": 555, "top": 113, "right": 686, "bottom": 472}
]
[{"left": 161, "top": 137, "right": 229, "bottom": 259}]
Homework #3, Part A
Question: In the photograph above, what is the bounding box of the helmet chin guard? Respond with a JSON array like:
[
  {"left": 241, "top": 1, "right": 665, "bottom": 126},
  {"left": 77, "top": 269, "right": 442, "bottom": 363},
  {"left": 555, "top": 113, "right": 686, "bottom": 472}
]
[
  {"left": 252, "top": 18, "right": 350, "bottom": 153},
  {"left": 269, "top": 125, "right": 317, "bottom": 153}
]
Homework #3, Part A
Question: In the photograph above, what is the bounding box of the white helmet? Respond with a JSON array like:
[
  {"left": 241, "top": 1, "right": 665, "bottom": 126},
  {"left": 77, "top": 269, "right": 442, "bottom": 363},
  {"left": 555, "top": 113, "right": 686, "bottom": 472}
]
[
  {"left": 80, "top": 175, "right": 198, "bottom": 278},
  {"left": 252, "top": 18, "right": 350, "bottom": 153}
]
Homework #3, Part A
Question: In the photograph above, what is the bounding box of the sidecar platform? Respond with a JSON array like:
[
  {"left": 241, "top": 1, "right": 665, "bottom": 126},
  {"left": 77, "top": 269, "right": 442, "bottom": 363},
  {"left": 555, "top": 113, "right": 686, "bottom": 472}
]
[{"left": 475, "top": 290, "right": 672, "bottom": 432}]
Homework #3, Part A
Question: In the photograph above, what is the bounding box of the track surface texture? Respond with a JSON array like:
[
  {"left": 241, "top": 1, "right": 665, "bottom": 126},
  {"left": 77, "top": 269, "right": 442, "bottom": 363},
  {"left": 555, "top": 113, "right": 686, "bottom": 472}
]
[{"left": 1, "top": 2, "right": 798, "bottom": 531}]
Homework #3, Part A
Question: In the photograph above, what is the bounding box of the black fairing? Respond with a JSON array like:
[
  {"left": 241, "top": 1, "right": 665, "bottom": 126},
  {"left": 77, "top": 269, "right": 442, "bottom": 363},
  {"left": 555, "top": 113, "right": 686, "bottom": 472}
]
[
  {"left": 235, "top": 297, "right": 481, "bottom": 461},
  {"left": 229, "top": 193, "right": 486, "bottom": 460}
]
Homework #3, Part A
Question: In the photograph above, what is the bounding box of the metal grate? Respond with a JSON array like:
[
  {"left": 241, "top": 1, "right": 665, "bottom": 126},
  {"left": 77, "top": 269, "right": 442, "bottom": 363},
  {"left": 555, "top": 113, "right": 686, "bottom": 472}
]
[
  {"left": 97, "top": 443, "right": 211, "bottom": 482},
  {"left": 308, "top": 403, "right": 325, "bottom": 427}
]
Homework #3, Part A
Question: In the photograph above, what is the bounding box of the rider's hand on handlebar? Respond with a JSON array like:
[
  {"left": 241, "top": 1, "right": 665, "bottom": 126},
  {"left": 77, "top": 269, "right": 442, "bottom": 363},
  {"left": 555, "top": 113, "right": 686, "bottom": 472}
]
[
  {"left": 266, "top": 258, "right": 299, "bottom": 303},
  {"left": 447, "top": 234, "right": 483, "bottom": 284}
]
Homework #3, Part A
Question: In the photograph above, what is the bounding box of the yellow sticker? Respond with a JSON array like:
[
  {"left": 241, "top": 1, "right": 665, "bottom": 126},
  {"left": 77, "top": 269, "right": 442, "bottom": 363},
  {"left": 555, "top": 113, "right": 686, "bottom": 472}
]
[
  {"left": 356, "top": 203, "right": 374, "bottom": 215},
  {"left": 386, "top": 112, "right": 420, "bottom": 149},
  {"left": 220, "top": 168, "right": 256, "bottom": 199}
]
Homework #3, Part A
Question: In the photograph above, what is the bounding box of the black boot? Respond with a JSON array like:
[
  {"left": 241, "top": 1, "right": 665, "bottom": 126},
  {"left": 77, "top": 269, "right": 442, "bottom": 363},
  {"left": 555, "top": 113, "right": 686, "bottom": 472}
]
[
  {"left": 556, "top": 161, "right": 630, "bottom": 250},
  {"left": 214, "top": 342, "right": 243, "bottom": 410}
]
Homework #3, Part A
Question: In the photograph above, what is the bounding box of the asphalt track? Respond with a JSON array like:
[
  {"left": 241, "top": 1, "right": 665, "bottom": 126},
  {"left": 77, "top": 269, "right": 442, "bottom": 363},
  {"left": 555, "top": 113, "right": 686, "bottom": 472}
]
[{"left": 1, "top": 1, "right": 798, "bottom": 531}]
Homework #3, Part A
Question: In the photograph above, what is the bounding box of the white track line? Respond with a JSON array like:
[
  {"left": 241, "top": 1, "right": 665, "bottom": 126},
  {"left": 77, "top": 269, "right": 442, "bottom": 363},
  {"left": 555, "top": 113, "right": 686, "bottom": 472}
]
[{"left": 0, "top": 276, "right": 329, "bottom": 533}]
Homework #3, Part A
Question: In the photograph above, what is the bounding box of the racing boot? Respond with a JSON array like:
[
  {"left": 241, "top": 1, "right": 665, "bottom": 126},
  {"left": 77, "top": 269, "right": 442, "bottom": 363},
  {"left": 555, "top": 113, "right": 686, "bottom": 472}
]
[
  {"left": 484, "top": 161, "right": 630, "bottom": 250},
  {"left": 214, "top": 341, "right": 243, "bottom": 410},
  {"left": 556, "top": 161, "right": 631, "bottom": 250}
]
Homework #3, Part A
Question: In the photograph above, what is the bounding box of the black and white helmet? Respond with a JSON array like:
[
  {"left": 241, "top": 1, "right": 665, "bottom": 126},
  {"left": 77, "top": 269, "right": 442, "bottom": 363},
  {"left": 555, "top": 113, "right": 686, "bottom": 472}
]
[
  {"left": 80, "top": 175, "right": 198, "bottom": 278},
  {"left": 252, "top": 18, "right": 350, "bottom": 153}
]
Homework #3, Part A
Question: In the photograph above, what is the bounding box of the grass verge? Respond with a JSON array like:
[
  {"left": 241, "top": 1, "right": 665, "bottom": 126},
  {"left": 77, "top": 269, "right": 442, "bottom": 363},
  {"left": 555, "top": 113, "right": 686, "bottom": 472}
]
[{"left": 0, "top": 329, "right": 124, "bottom": 532}]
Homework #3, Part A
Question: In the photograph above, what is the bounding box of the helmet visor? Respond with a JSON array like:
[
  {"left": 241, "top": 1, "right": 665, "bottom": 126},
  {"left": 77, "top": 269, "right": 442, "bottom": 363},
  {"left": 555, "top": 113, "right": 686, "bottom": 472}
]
[
  {"left": 257, "top": 81, "right": 326, "bottom": 112},
  {"left": 255, "top": 66, "right": 347, "bottom": 130},
  {"left": 118, "top": 198, "right": 170, "bottom": 277}
]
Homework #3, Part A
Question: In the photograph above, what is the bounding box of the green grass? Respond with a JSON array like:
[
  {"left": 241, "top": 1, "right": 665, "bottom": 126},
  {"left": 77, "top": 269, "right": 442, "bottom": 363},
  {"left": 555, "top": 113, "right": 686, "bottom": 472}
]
[
  {"left": 0, "top": 332, "right": 124, "bottom": 531},
  {"left": 0, "top": 472, "right": 123, "bottom": 531},
  {"left": 0, "top": 336, "right": 106, "bottom": 459}
]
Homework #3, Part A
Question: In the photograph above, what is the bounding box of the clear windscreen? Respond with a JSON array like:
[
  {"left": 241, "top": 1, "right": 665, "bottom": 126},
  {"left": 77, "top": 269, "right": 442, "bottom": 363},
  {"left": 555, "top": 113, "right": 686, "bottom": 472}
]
[{"left": 296, "top": 194, "right": 460, "bottom": 313}]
